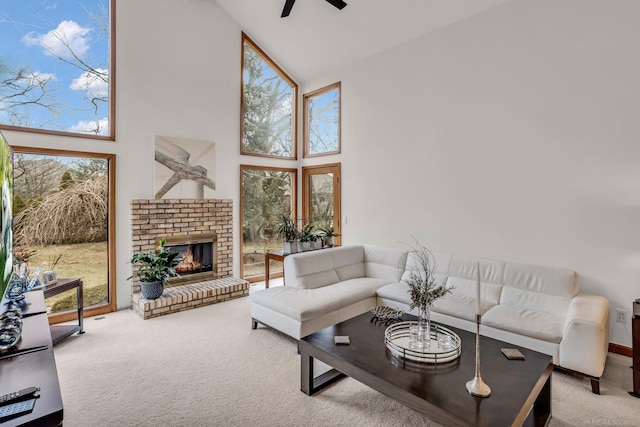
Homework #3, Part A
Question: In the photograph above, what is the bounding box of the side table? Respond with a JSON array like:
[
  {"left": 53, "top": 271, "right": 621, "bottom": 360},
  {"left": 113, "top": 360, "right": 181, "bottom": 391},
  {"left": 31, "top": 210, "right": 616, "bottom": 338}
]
[
  {"left": 43, "top": 278, "right": 84, "bottom": 345},
  {"left": 264, "top": 251, "right": 286, "bottom": 289}
]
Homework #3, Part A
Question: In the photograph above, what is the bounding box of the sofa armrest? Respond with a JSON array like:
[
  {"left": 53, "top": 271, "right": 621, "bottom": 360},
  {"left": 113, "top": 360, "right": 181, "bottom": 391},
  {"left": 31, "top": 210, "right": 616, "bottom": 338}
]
[
  {"left": 559, "top": 294, "right": 610, "bottom": 377},
  {"left": 283, "top": 256, "right": 301, "bottom": 288}
]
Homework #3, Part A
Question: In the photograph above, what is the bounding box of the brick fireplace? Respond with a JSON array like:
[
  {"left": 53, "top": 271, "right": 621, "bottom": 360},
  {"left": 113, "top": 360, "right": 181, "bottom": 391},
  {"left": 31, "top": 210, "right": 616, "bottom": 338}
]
[{"left": 130, "top": 198, "right": 248, "bottom": 319}]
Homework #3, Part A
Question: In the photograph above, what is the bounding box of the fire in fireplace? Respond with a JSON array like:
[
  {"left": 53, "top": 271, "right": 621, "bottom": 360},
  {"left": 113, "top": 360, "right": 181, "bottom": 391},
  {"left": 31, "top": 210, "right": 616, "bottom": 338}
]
[{"left": 158, "top": 233, "right": 217, "bottom": 286}]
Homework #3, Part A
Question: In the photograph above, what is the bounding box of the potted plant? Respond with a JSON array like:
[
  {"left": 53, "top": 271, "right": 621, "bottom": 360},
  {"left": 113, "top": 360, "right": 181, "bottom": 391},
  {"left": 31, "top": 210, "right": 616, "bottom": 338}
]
[
  {"left": 275, "top": 213, "right": 300, "bottom": 254},
  {"left": 317, "top": 224, "right": 340, "bottom": 247},
  {"left": 299, "top": 223, "right": 317, "bottom": 251},
  {"left": 128, "top": 238, "right": 182, "bottom": 300}
]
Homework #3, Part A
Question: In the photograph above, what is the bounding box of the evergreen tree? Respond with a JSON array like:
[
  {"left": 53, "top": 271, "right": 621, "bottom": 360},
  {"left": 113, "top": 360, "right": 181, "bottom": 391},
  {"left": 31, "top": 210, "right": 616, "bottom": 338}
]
[{"left": 59, "top": 170, "right": 74, "bottom": 190}]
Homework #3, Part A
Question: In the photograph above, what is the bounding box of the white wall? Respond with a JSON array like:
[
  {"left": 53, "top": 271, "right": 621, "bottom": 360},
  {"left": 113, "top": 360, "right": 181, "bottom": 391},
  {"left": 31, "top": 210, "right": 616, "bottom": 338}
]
[
  {"left": 3, "top": 0, "right": 243, "bottom": 310},
  {"left": 303, "top": 0, "right": 640, "bottom": 347}
]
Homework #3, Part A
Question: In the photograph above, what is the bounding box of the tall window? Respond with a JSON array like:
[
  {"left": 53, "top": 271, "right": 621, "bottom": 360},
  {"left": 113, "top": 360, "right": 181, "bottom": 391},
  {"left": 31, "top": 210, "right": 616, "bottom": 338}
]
[
  {"left": 12, "top": 147, "right": 116, "bottom": 321},
  {"left": 240, "top": 165, "right": 296, "bottom": 281},
  {"left": 241, "top": 33, "right": 297, "bottom": 159},
  {"left": 302, "top": 163, "right": 341, "bottom": 247},
  {"left": 0, "top": 0, "right": 115, "bottom": 140},
  {"left": 304, "top": 82, "right": 341, "bottom": 157}
]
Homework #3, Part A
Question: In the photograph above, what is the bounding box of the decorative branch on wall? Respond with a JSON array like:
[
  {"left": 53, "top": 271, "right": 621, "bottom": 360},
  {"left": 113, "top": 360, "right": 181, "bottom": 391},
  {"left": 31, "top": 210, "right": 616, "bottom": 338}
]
[{"left": 154, "top": 136, "right": 216, "bottom": 199}]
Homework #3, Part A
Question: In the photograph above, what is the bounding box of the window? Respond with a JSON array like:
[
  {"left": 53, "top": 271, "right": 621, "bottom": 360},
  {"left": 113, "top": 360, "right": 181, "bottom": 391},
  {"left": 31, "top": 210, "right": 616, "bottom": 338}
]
[
  {"left": 240, "top": 165, "right": 297, "bottom": 281},
  {"left": 241, "top": 33, "right": 297, "bottom": 159},
  {"left": 0, "top": 0, "right": 115, "bottom": 140},
  {"left": 304, "top": 82, "right": 341, "bottom": 157},
  {"left": 12, "top": 147, "right": 116, "bottom": 321},
  {"left": 302, "top": 163, "right": 341, "bottom": 247}
]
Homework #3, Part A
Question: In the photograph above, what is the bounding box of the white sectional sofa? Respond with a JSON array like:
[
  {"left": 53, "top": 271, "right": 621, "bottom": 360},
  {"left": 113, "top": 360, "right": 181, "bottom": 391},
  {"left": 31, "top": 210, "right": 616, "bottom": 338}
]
[
  {"left": 251, "top": 245, "right": 408, "bottom": 340},
  {"left": 251, "top": 244, "right": 610, "bottom": 393}
]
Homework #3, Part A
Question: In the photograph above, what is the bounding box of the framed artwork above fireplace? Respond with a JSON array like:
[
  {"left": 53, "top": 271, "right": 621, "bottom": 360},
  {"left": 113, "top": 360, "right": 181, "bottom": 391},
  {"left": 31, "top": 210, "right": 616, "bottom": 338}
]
[{"left": 154, "top": 135, "right": 216, "bottom": 199}]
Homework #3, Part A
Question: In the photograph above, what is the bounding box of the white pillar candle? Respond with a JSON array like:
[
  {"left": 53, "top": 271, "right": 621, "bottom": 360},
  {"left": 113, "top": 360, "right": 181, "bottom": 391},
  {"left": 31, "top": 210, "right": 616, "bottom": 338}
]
[{"left": 476, "top": 261, "right": 481, "bottom": 315}]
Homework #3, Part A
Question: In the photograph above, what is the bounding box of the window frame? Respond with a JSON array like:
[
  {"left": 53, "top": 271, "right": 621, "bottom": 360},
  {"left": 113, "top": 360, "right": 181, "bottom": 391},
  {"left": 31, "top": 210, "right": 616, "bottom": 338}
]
[
  {"left": 11, "top": 146, "right": 116, "bottom": 322},
  {"left": 303, "top": 82, "right": 341, "bottom": 158},
  {"left": 0, "top": 0, "right": 116, "bottom": 141},
  {"left": 240, "top": 32, "right": 298, "bottom": 160}
]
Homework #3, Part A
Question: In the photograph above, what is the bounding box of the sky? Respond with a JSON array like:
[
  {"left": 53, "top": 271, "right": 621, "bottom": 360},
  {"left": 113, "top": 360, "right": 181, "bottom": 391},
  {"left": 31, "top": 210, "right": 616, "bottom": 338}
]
[{"left": 0, "top": 0, "right": 110, "bottom": 136}]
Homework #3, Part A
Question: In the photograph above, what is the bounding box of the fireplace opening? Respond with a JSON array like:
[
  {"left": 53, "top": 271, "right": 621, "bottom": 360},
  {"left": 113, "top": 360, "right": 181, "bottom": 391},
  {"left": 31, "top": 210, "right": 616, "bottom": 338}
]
[{"left": 159, "top": 233, "right": 217, "bottom": 286}]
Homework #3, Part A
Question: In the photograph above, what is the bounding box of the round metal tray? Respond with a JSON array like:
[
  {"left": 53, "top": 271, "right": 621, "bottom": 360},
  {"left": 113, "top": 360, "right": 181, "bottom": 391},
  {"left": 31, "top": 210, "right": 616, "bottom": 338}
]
[{"left": 385, "top": 321, "right": 461, "bottom": 364}]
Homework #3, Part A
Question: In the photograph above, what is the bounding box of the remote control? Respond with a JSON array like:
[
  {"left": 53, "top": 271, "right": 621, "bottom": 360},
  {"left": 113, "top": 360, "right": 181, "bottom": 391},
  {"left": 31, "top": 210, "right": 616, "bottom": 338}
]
[
  {"left": 0, "top": 387, "right": 39, "bottom": 406},
  {"left": 0, "top": 398, "right": 36, "bottom": 422}
]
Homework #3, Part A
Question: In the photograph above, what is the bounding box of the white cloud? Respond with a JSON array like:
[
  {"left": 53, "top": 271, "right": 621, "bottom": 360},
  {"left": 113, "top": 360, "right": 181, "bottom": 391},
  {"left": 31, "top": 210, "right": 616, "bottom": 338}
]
[
  {"left": 18, "top": 71, "right": 57, "bottom": 85},
  {"left": 70, "top": 68, "right": 109, "bottom": 98},
  {"left": 68, "top": 118, "right": 109, "bottom": 136},
  {"left": 22, "top": 20, "right": 91, "bottom": 59}
]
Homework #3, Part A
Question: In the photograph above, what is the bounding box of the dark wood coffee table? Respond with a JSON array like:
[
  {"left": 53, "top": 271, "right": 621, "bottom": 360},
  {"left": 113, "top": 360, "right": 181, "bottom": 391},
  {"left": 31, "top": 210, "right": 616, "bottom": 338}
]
[{"left": 300, "top": 313, "right": 552, "bottom": 427}]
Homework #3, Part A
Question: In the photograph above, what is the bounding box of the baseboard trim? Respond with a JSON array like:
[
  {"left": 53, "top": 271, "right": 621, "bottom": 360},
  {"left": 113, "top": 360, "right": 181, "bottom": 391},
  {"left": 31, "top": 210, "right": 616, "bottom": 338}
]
[{"left": 609, "top": 342, "right": 632, "bottom": 357}]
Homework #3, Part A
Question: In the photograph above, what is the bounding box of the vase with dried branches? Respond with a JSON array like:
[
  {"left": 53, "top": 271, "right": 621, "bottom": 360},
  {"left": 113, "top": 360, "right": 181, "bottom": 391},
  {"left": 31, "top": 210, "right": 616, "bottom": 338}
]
[{"left": 402, "top": 239, "right": 452, "bottom": 350}]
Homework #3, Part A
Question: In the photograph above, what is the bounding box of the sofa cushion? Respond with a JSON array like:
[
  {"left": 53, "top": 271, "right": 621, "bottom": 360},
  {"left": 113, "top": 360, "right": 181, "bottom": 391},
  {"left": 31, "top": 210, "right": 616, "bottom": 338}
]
[
  {"left": 323, "top": 277, "right": 391, "bottom": 308},
  {"left": 376, "top": 282, "right": 411, "bottom": 306},
  {"left": 444, "top": 256, "right": 504, "bottom": 312},
  {"left": 400, "top": 251, "right": 451, "bottom": 287},
  {"left": 330, "top": 246, "right": 366, "bottom": 281},
  {"left": 503, "top": 262, "right": 577, "bottom": 297},
  {"left": 501, "top": 262, "right": 577, "bottom": 317},
  {"left": 363, "top": 244, "right": 407, "bottom": 282},
  {"left": 431, "top": 293, "right": 478, "bottom": 322},
  {"left": 251, "top": 287, "right": 339, "bottom": 322},
  {"left": 482, "top": 305, "right": 565, "bottom": 343},
  {"left": 284, "top": 251, "right": 340, "bottom": 290}
]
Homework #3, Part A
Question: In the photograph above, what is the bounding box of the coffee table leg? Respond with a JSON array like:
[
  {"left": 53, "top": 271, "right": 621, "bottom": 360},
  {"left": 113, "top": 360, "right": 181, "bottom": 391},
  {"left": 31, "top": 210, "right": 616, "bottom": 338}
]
[
  {"left": 301, "top": 350, "right": 346, "bottom": 396},
  {"left": 301, "top": 353, "right": 314, "bottom": 395},
  {"left": 533, "top": 372, "right": 551, "bottom": 426}
]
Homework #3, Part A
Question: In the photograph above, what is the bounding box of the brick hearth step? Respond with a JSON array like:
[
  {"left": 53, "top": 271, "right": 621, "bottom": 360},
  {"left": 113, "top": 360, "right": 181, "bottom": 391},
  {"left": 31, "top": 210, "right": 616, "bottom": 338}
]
[{"left": 132, "top": 277, "right": 249, "bottom": 319}]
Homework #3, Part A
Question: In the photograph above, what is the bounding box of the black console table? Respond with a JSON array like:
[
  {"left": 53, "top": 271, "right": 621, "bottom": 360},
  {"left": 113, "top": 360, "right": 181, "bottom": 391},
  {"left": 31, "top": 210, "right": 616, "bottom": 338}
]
[
  {"left": 43, "top": 278, "right": 84, "bottom": 345},
  {"left": 0, "top": 291, "right": 64, "bottom": 426}
]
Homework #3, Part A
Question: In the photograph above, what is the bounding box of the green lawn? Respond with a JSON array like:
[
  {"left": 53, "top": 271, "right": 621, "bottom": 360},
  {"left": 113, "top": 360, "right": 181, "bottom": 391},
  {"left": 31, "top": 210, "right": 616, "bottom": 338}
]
[{"left": 26, "top": 241, "right": 108, "bottom": 313}]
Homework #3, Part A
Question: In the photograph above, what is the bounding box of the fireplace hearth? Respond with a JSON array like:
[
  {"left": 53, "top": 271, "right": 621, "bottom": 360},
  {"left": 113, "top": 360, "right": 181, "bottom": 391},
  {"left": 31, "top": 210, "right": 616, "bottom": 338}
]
[{"left": 160, "top": 233, "right": 217, "bottom": 286}]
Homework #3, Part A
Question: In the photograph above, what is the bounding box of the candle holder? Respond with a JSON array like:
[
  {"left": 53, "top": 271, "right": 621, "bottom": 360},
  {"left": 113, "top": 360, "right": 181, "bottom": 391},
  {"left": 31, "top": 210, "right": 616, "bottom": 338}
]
[{"left": 466, "top": 314, "right": 491, "bottom": 397}]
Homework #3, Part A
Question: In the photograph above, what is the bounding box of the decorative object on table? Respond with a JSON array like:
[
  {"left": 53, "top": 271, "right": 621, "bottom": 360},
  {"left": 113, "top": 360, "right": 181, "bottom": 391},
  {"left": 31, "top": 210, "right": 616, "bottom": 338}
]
[
  {"left": 42, "top": 271, "right": 57, "bottom": 286},
  {"left": 42, "top": 254, "right": 62, "bottom": 285},
  {"left": 128, "top": 238, "right": 182, "bottom": 300},
  {"left": 334, "top": 335, "right": 350, "bottom": 345},
  {"left": 385, "top": 321, "right": 461, "bottom": 364},
  {"left": 0, "top": 309, "right": 23, "bottom": 351},
  {"left": 4, "top": 278, "right": 29, "bottom": 302},
  {"left": 275, "top": 213, "right": 301, "bottom": 254},
  {"left": 370, "top": 306, "right": 404, "bottom": 321},
  {"left": 27, "top": 271, "right": 44, "bottom": 291},
  {"left": 466, "top": 261, "right": 491, "bottom": 397},
  {"left": 402, "top": 238, "right": 452, "bottom": 351},
  {"left": 12, "top": 247, "right": 36, "bottom": 279}
]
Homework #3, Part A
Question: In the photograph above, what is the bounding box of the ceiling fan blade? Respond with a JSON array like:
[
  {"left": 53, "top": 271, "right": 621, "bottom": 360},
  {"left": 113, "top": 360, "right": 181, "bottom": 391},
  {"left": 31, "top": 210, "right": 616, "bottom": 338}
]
[
  {"left": 281, "top": 0, "right": 296, "bottom": 17},
  {"left": 325, "top": 0, "right": 347, "bottom": 10}
]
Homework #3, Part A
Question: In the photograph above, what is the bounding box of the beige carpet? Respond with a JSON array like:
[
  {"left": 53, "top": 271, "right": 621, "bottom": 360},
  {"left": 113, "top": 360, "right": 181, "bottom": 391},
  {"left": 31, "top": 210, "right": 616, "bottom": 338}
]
[{"left": 53, "top": 293, "right": 640, "bottom": 426}]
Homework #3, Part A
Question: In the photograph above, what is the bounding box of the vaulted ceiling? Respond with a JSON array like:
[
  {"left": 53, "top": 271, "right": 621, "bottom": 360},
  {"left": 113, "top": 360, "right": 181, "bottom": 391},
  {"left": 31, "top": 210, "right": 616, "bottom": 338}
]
[{"left": 215, "top": 0, "right": 512, "bottom": 82}]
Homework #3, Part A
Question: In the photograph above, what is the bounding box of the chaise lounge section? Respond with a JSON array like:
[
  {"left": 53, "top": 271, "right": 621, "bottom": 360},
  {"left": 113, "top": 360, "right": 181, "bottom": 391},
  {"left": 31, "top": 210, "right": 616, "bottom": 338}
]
[
  {"left": 251, "top": 244, "right": 610, "bottom": 393},
  {"left": 251, "top": 245, "right": 407, "bottom": 339}
]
